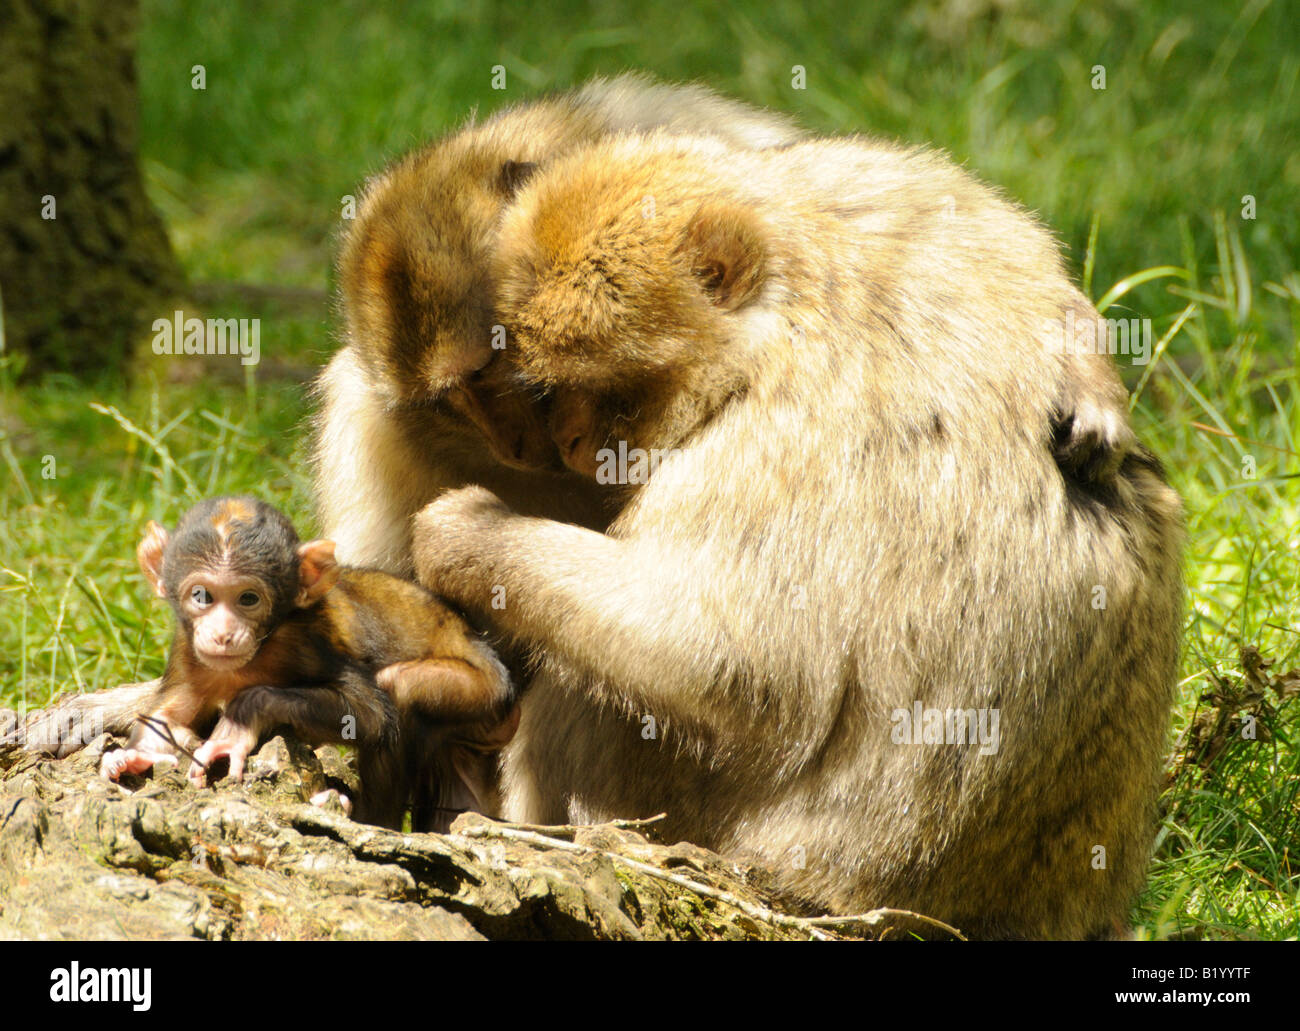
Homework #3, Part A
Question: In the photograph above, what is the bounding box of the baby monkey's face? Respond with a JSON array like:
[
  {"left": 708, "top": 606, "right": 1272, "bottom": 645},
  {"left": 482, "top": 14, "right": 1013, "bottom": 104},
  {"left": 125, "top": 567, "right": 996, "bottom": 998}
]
[
  {"left": 174, "top": 569, "right": 273, "bottom": 670},
  {"left": 138, "top": 498, "right": 340, "bottom": 674}
]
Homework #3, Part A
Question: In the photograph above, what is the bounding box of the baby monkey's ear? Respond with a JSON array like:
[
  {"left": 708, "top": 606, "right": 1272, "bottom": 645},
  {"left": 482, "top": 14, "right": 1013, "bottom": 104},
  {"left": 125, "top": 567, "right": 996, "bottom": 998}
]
[
  {"left": 679, "top": 202, "right": 767, "bottom": 311},
  {"left": 498, "top": 160, "right": 540, "bottom": 196},
  {"left": 137, "top": 521, "right": 170, "bottom": 598},
  {"left": 296, "top": 539, "right": 340, "bottom": 607}
]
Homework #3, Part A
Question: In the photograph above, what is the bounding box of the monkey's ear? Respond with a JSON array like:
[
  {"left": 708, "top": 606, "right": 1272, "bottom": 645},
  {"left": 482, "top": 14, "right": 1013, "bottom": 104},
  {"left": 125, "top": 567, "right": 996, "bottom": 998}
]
[
  {"left": 498, "top": 160, "right": 540, "bottom": 196},
  {"left": 137, "top": 521, "right": 169, "bottom": 598},
  {"left": 680, "top": 203, "right": 766, "bottom": 311},
  {"left": 296, "top": 539, "right": 340, "bottom": 607}
]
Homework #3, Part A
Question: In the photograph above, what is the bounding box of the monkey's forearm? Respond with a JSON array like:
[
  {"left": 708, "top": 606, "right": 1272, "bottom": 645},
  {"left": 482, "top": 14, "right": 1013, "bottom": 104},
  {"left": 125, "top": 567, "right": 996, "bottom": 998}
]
[
  {"left": 223, "top": 678, "right": 399, "bottom": 750},
  {"left": 202, "top": 679, "right": 404, "bottom": 828},
  {"left": 414, "top": 494, "right": 747, "bottom": 728},
  {"left": 127, "top": 712, "right": 202, "bottom": 756},
  {"left": 101, "top": 705, "right": 201, "bottom": 781},
  {"left": 192, "top": 678, "right": 399, "bottom": 788}
]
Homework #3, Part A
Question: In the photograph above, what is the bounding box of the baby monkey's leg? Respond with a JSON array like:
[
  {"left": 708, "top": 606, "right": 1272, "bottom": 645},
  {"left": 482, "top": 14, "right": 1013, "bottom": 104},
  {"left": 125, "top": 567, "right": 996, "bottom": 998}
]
[{"left": 377, "top": 653, "right": 512, "bottom": 723}]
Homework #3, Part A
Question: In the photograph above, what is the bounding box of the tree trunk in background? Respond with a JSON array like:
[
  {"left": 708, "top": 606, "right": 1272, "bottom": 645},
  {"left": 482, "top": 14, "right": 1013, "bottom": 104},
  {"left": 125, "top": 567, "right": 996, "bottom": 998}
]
[{"left": 0, "top": 0, "right": 180, "bottom": 376}]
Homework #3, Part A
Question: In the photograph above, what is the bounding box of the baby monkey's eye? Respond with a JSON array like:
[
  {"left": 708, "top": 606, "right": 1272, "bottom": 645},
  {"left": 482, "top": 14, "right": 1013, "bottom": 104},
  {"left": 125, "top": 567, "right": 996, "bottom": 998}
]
[
  {"left": 190, "top": 585, "right": 212, "bottom": 606},
  {"left": 238, "top": 591, "right": 261, "bottom": 607}
]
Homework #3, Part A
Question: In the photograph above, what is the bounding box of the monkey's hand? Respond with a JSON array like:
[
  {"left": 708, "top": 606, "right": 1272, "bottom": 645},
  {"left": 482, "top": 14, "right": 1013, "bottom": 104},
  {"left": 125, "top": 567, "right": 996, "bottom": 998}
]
[
  {"left": 100, "top": 747, "right": 178, "bottom": 781},
  {"left": 189, "top": 716, "right": 258, "bottom": 786},
  {"left": 1052, "top": 313, "right": 1137, "bottom": 485},
  {"left": 411, "top": 485, "right": 515, "bottom": 604}
]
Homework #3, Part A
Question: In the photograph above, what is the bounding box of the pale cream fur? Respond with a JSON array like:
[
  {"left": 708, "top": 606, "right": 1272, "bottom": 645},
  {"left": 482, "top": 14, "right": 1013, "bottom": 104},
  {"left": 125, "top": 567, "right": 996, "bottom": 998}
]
[{"left": 412, "top": 130, "right": 1183, "bottom": 939}]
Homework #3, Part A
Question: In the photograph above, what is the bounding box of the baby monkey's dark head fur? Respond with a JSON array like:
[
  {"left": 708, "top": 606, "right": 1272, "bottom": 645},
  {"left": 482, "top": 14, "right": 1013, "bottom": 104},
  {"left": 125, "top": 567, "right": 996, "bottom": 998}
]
[
  {"left": 167, "top": 498, "right": 299, "bottom": 605},
  {"left": 139, "top": 497, "right": 339, "bottom": 671}
]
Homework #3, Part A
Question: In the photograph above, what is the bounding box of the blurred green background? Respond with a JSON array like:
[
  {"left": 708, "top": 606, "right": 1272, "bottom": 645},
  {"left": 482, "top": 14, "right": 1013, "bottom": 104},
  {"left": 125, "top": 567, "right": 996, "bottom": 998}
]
[
  {"left": 139, "top": 0, "right": 1300, "bottom": 303},
  {"left": 3, "top": 0, "right": 1297, "bottom": 938}
]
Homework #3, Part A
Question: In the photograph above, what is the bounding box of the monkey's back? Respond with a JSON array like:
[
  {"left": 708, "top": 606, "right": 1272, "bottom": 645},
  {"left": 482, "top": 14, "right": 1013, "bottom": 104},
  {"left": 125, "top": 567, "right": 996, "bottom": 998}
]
[
  {"left": 495, "top": 130, "right": 1185, "bottom": 938},
  {"left": 320, "top": 568, "right": 481, "bottom": 670}
]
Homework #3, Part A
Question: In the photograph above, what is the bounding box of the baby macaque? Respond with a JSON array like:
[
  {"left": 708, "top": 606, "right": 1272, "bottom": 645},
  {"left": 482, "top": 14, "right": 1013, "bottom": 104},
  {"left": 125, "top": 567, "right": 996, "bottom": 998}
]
[{"left": 101, "top": 496, "right": 513, "bottom": 831}]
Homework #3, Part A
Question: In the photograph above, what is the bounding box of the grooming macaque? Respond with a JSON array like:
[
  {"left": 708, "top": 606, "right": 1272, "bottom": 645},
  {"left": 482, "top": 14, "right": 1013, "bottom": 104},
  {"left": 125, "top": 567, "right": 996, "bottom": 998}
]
[
  {"left": 315, "top": 74, "right": 806, "bottom": 574},
  {"left": 100, "top": 497, "right": 513, "bottom": 831},
  {"left": 408, "top": 131, "right": 1184, "bottom": 939}
]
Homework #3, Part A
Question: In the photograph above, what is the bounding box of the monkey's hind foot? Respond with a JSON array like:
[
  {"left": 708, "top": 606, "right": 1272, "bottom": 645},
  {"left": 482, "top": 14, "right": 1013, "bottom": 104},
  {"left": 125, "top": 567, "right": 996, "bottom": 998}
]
[{"left": 310, "top": 788, "right": 353, "bottom": 817}]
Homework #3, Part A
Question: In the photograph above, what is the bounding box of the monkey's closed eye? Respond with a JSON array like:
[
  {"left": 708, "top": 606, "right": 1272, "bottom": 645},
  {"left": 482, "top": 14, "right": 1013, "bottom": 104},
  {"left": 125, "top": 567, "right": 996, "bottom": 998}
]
[
  {"left": 191, "top": 585, "right": 213, "bottom": 607},
  {"left": 238, "top": 591, "right": 261, "bottom": 607},
  {"left": 469, "top": 351, "right": 499, "bottom": 383}
]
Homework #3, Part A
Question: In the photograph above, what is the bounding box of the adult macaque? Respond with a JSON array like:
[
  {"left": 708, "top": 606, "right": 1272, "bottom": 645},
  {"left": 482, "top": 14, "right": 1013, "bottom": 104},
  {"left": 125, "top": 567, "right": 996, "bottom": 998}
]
[
  {"left": 410, "top": 132, "right": 1184, "bottom": 938},
  {"left": 7, "top": 679, "right": 159, "bottom": 758},
  {"left": 315, "top": 74, "right": 806, "bottom": 574},
  {"left": 100, "top": 496, "right": 514, "bottom": 831}
]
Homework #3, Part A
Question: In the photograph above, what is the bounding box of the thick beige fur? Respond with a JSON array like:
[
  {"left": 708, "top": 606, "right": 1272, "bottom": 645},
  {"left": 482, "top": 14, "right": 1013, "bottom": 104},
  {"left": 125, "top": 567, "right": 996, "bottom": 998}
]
[{"left": 411, "top": 130, "right": 1183, "bottom": 939}]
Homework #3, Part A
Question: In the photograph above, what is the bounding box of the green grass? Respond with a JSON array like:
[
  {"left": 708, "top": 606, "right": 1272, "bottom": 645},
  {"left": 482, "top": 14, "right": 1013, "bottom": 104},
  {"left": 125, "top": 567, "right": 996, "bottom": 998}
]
[{"left": 2, "top": 0, "right": 1297, "bottom": 938}]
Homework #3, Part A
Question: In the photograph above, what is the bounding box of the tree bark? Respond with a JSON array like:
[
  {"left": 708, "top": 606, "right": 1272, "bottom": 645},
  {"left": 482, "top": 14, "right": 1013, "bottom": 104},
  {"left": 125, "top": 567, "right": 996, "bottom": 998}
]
[
  {"left": 0, "top": 732, "right": 883, "bottom": 940},
  {"left": 0, "top": 0, "right": 180, "bottom": 376}
]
